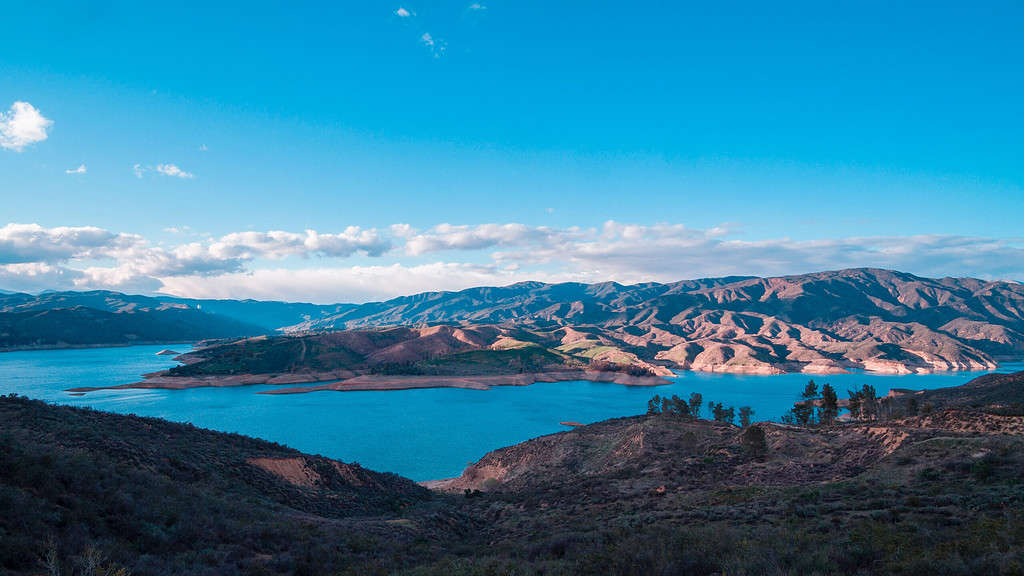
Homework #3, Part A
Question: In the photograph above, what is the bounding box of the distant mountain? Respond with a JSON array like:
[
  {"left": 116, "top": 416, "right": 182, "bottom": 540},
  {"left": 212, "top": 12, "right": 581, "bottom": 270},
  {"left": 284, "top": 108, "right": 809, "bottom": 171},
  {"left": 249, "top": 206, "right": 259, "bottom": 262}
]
[
  {"left": 0, "top": 306, "right": 267, "bottom": 350},
  {"left": 0, "top": 290, "right": 358, "bottom": 350},
  {"left": 285, "top": 268, "right": 1024, "bottom": 374},
  {"left": 0, "top": 290, "right": 352, "bottom": 331},
  {"left": 4, "top": 269, "right": 1023, "bottom": 371}
]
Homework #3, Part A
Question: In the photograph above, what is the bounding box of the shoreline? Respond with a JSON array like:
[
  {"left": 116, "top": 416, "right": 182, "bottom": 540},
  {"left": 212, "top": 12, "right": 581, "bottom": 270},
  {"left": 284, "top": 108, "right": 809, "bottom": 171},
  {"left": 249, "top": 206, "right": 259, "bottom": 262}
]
[
  {"left": 1, "top": 340, "right": 199, "bottom": 354},
  {"left": 66, "top": 370, "right": 674, "bottom": 394},
  {"left": 258, "top": 371, "right": 673, "bottom": 394},
  {"left": 62, "top": 361, "right": 1024, "bottom": 395}
]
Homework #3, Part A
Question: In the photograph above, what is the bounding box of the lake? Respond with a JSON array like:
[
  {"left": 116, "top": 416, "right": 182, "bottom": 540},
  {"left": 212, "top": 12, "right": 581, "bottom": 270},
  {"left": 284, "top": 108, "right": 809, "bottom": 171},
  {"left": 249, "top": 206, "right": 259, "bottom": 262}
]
[{"left": 1, "top": 344, "right": 1020, "bottom": 481}]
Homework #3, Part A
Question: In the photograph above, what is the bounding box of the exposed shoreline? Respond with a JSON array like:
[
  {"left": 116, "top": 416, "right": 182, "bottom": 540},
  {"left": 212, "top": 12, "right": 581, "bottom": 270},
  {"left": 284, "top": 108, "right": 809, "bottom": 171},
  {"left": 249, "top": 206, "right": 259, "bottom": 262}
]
[
  {"left": 64, "top": 361, "right": 1019, "bottom": 395},
  {"left": 259, "top": 371, "right": 673, "bottom": 394},
  {"left": 66, "top": 370, "right": 673, "bottom": 394}
]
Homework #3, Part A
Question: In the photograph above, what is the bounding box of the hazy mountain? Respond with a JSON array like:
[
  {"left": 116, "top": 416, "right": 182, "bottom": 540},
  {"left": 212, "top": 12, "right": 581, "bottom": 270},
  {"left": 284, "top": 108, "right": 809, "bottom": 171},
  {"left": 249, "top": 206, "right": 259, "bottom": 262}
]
[
  {"left": 0, "top": 306, "right": 267, "bottom": 350},
  {"left": 0, "top": 290, "right": 352, "bottom": 331},
  {"left": 3, "top": 269, "right": 1022, "bottom": 371}
]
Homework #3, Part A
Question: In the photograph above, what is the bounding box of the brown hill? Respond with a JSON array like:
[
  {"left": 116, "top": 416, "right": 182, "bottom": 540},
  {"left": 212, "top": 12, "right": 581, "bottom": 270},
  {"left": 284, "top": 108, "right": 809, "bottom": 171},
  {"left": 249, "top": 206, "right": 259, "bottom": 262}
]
[{"left": 287, "top": 268, "right": 1024, "bottom": 374}]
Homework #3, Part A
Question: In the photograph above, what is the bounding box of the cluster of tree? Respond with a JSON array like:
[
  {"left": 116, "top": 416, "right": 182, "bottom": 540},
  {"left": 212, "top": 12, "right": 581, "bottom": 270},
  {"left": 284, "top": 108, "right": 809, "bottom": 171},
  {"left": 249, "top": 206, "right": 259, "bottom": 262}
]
[
  {"left": 848, "top": 384, "right": 930, "bottom": 420},
  {"left": 647, "top": 392, "right": 754, "bottom": 427},
  {"left": 785, "top": 381, "right": 934, "bottom": 426},
  {"left": 784, "top": 380, "right": 839, "bottom": 426}
]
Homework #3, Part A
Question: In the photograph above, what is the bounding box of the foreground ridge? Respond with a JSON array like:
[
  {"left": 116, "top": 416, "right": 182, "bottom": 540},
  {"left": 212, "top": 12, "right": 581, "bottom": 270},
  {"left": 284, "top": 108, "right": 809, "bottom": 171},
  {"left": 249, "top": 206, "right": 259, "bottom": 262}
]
[{"left": 4, "top": 369, "right": 1024, "bottom": 574}]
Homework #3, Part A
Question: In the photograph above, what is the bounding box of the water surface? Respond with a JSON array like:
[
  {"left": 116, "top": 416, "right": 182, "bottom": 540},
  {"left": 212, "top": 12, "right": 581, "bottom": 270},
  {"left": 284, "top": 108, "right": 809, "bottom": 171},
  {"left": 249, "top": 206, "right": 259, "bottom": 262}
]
[{"left": 1, "top": 344, "right": 1020, "bottom": 481}]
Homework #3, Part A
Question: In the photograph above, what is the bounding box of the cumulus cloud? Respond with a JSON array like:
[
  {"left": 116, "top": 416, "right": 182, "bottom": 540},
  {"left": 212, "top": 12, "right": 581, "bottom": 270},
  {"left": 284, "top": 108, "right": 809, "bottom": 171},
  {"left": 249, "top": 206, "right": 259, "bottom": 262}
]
[
  {"left": 395, "top": 7, "right": 412, "bottom": 17},
  {"left": 489, "top": 222, "right": 1024, "bottom": 283},
  {"left": 65, "top": 164, "right": 87, "bottom": 175},
  {"left": 0, "top": 221, "right": 1020, "bottom": 302},
  {"left": 209, "top": 228, "right": 391, "bottom": 260},
  {"left": 0, "top": 223, "right": 141, "bottom": 265},
  {"left": 0, "top": 101, "right": 53, "bottom": 151},
  {"left": 0, "top": 263, "right": 80, "bottom": 293},
  {"left": 467, "top": 3, "right": 486, "bottom": 10},
  {"left": 155, "top": 164, "right": 194, "bottom": 179}
]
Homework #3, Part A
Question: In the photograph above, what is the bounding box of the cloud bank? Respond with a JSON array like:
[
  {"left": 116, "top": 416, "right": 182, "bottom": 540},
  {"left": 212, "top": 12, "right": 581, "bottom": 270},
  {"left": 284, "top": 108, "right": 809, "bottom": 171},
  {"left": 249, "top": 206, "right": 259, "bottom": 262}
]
[{"left": 0, "top": 221, "right": 1020, "bottom": 302}]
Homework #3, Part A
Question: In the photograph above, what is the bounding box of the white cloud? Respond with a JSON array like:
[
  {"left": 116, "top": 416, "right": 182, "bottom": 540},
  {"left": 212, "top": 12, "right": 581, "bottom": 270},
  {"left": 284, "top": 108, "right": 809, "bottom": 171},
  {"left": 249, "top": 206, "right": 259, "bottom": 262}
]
[
  {"left": 156, "top": 262, "right": 586, "bottom": 304},
  {"left": 133, "top": 164, "right": 145, "bottom": 179},
  {"left": 395, "top": 7, "right": 412, "bottom": 17},
  {"left": 209, "top": 228, "right": 391, "bottom": 260},
  {"left": 65, "top": 164, "right": 87, "bottom": 175},
  {"left": 155, "top": 164, "right": 194, "bottom": 179},
  {"left": 467, "top": 3, "right": 487, "bottom": 10},
  {"left": 0, "top": 221, "right": 1021, "bottom": 302},
  {"left": 0, "top": 263, "right": 79, "bottom": 293},
  {"left": 0, "top": 223, "right": 141, "bottom": 265},
  {"left": 403, "top": 223, "right": 581, "bottom": 255},
  {"left": 0, "top": 101, "right": 53, "bottom": 152}
]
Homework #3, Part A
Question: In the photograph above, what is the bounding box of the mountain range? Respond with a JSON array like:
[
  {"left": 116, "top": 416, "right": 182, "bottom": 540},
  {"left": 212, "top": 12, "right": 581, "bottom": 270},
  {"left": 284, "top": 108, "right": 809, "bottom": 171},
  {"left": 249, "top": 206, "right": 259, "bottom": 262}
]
[{"left": 3, "top": 268, "right": 1023, "bottom": 374}]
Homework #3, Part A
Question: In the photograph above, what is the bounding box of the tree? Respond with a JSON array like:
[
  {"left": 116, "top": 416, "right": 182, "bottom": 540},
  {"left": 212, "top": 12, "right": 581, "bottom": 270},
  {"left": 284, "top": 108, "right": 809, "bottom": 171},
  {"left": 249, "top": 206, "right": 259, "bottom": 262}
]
[
  {"left": 664, "top": 395, "right": 691, "bottom": 418},
  {"left": 802, "top": 380, "right": 819, "bottom": 402},
  {"left": 906, "top": 397, "right": 919, "bottom": 417},
  {"left": 860, "top": 384, "right": 878, "bottom": 420},
  {"left": 711, "top": 402, "right": 735, "bottom": 424},
  {"left": 819, "top": 383, "right": 839, "bottom": 425},
  {"left": 879, "top": 397, "right": 893, "bottom": 420},
  {"left": 738, "top": 406, "right": 754, "bottom": 428},
  {"left": 791, "top": 402, "right": 814, "bottom": 426},
  {"left": 790, "top": 379, "right": 820, "bottom": 426},
  {"left": 847, "top": 389, "right": 862, "bottom": 420},
  {"left": 647, "top": 394, "right": 662, "bottom": 415},
  {"left": 689, "top": 392, "right": 703, "bottom": 419}
]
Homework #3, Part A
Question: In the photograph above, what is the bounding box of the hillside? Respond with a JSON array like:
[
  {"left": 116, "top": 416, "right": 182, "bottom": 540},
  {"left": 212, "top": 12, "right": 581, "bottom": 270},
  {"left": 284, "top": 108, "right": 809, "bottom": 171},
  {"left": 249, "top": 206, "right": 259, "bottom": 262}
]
[
  {"left": 0, "top": 306, "right": 266, "bottom": 350},
  {"left": 0, "top": 395, "right": 437, "bottom": 575},
  {"left": 4, "top": 371, "right": 1024, "bottom": 574},
  {"left": 68, "top": 325, "right": 674, "bottom": 393}
]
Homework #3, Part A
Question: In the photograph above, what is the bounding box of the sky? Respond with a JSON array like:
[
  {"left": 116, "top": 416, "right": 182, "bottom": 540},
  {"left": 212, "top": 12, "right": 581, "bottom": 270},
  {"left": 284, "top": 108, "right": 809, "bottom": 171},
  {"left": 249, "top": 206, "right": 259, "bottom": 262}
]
[{"left": 1, "top": 1, "right": 1022, "bottom": 303}]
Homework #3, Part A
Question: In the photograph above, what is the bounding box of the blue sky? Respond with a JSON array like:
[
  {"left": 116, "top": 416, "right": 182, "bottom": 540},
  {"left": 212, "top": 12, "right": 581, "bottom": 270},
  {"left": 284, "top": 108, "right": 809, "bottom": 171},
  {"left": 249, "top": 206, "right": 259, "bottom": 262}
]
[{"left": 1, "top": 1, "right": 1022, "bottom": 302}]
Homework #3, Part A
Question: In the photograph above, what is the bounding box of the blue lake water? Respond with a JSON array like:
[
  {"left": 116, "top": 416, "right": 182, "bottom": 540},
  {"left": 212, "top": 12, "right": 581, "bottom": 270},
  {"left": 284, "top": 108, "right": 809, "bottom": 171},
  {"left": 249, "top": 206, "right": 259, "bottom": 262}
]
[{"left": 1, "top": 343, "right": 1021, "bottom": 482}]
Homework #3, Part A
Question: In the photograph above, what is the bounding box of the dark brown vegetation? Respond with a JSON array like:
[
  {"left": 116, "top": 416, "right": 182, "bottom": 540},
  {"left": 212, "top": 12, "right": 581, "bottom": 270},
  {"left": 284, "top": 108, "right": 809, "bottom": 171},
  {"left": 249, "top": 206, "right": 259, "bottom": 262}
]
[
  {"left": 2, "top": 370, "right": 1024, "bottom": 575},
  {"left": 0, "top": 306, "right": 265, "bottom": 350},
  {"left": 164, "top": 324, "right": 670, "bottom": 380},
  {"left": 0, "top": 395, "right": 437, "bottom": 576}
]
